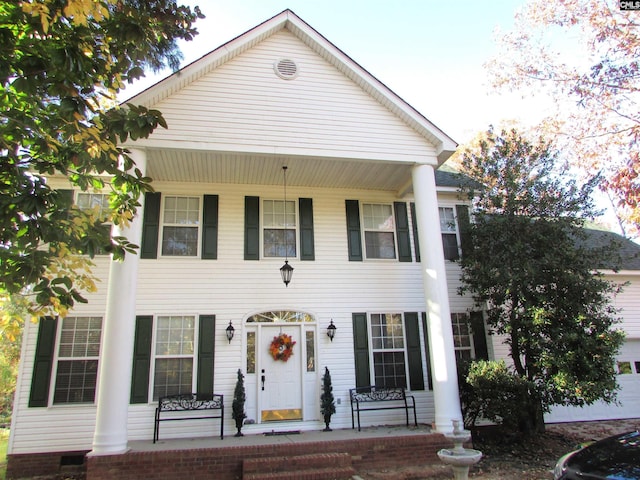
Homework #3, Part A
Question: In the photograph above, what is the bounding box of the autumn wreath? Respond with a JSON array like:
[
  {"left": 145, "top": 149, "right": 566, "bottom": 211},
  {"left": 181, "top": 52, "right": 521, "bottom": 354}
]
[{"left": 269, "top": 333, "right": 296, "bottom": 362}]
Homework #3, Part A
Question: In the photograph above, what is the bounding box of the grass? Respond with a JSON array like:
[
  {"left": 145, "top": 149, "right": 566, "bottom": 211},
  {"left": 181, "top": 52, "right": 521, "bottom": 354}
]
[{"left": 0, "top": 428, "right": 8, "bottom": 480}]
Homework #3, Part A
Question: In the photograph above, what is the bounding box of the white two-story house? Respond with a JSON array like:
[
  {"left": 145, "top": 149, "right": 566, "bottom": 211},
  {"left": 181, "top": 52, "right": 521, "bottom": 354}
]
[{"left": 7, "top": 9, "right": 640, "bottom": 479}]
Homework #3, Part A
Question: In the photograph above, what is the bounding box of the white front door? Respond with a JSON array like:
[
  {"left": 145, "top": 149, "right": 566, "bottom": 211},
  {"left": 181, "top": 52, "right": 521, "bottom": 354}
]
[{"left": 260, "top": 325, "right": 303, "bottom": 421}]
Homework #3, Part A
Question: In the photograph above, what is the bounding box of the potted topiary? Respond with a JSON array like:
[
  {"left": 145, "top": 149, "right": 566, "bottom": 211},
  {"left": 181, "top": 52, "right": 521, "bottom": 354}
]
[
  {"left": 232, "top": 369, "right": 246, "bottom": 437},
  {"left": 320, "top": 367, "right": 336, "bottom": 432}
]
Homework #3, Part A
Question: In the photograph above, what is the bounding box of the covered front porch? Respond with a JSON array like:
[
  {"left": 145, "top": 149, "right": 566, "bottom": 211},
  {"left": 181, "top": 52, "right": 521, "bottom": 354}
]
[{"left": 88, "top": 424, "right": 450, "bottom": 480}]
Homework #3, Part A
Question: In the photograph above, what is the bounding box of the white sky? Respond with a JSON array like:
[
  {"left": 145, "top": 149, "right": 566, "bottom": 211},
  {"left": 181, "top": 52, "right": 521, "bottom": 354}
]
[{"left": 121, "top": 0, "right": 552, "bottom": 145}]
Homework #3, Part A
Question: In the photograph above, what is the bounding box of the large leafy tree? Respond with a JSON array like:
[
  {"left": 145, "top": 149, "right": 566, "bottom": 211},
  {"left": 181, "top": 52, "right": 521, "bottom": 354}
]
[
  {"left": 489, "top": 0, "right": 639, "bottom": 237},
  {"left": 0, "top": 0, "right": 203, "bottom": 318},
  {"left": 458, "top": 127, "right": 625, "bottom": 434}
]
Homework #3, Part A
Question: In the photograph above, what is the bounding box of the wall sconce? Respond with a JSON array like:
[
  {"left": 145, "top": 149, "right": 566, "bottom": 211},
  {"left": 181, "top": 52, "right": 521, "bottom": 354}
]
[
  {"left": 326, "top": 320, "right": 336, "bottom": 342},
  {"left": 225, "top": 321, "right": 235, "bottom": 343}
]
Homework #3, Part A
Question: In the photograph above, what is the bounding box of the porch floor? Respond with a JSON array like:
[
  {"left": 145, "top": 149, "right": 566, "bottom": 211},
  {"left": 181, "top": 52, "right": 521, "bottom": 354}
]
[
  {"left": 129, "top": 423, "right": 437, "bottom": 452},
  {"left": 87, "top": 424, "right": 451, "bottom": 480}
]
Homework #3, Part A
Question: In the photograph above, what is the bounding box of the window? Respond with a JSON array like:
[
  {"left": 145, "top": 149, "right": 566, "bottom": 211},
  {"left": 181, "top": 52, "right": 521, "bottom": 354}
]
[
  {"left": 439, "top": 207, "right": 460, "bottom": 261},
  {"left": 306, "top": 331, "right": 315, "bottom": 372},
  {"left": 53, "top": 317, "right": 102, "bottom": 404},
  {"left": 617, "top": 361, "right": 633, "bottom": 374},
  {"left": 370, "top": 313, "right": 406, "bottom": 388},
  {"left": 76, "top": 192, "right": 111, "bottom": 220},
  {"left": 263, "top": 200, "right": 296, "bottom": 258},
  {"left": 363, "top": 203, "right": 396, "bottom": 259},
  {"left": 451, "top": 313, "right": 473, "bottom": 361},
  {"left": 161, "top": 196, "right": 200, "bottom": 256},
  {"left": 246, "top": 331, "right": 256, "bottom": 374},
  {"left": 153, "top": 315, "right": 195, "bottom": 400}
]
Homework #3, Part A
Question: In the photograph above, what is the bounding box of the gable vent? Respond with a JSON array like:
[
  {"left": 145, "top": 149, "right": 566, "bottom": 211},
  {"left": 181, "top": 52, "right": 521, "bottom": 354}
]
[{"left": 274, "top": 59, "right": 298, "bottom": 80}]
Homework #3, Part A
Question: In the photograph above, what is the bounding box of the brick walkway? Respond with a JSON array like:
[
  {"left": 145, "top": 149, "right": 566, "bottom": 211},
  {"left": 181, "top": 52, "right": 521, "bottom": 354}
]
[{"left": 546, "top": 418, "right": 640, "bottom": 443}]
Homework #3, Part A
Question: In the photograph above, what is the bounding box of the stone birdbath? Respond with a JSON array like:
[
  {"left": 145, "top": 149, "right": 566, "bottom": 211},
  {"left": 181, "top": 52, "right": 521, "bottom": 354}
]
[{"left": 437, "top": 420, "right": 483, "bottom": 480}]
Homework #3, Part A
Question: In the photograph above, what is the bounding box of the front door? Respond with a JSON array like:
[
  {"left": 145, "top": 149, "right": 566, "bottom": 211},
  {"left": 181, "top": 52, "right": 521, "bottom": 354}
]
[{"left": 260, "top": 325, "right": 303, "bottom": 421}]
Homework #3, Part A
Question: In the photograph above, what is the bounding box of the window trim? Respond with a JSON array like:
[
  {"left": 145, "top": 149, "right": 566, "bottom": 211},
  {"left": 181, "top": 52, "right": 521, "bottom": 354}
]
[
  {"left": 150, "top": 314, "right": 199, "bottom": 401},
  {"left": 368, "top": 312, "right": 409, "bottom": 388},
  {"left": 451, "top": 312, "right": 475, "bottom": 361},
  {"left": 361, "top": 202, "right": 398, "bottom": 261},
  {"left": 159, "top": 195, "right": 202, "bottom": 258},
  {"left": 51, "top": 316, "right": 103, "bottom": 406},
  {"left": 439, "top": 205, "right": 461, "bottom": 261},
  {"left": 261, "top": 198, "right": 298, "bottom": 260}
]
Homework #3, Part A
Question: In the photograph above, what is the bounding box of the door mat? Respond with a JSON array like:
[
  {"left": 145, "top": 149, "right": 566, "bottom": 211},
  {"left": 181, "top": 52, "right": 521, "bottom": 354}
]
[{"left": 264, "top": 430, "right": 301, "bottom": 436}]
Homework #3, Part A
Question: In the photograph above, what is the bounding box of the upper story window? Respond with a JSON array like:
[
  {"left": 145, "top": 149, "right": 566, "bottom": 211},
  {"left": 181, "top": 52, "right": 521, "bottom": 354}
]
[
  {"left": 53, "top": 316, "right": 102, "bottom": 404},
  {"left": 363, "top": 203, "right": 396, "bottom": 259},
  {"left": 263, "top": 199, "right": 296, "bottom": 258},
  {"left": 76, "top": 192, "right": 111, "bottom": 220},
  {"left": 439, "top": 207, "right": 460, "bottom": 261},
  {"left": 161, "top": 196, "right": 200, "bottom": 256}
]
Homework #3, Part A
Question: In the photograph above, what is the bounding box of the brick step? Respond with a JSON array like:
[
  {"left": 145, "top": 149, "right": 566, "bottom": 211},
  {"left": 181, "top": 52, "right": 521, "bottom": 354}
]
[
  {"left": 243, "top": 466, "right": 356, "bottom": 480},
  {"left": 243, "top": 452, "right": 354, "bottom": 480}
]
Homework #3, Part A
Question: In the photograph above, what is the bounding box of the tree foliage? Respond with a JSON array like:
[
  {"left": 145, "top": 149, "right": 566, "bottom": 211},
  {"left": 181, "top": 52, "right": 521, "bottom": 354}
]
[
  {"left": 489, "top": 0, "right": 640, "bottom": 237},
  {"left": 458, "top": 127, "right": 625, "bottom": 434},
  {"left": 0, "top": 0, "right": 203, "bottom": 317}
]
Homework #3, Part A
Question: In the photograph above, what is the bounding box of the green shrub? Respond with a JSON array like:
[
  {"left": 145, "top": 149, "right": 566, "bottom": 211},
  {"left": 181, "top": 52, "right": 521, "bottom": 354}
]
[{"left": 458, "top": 359, "right": 532, "bottom": 431}]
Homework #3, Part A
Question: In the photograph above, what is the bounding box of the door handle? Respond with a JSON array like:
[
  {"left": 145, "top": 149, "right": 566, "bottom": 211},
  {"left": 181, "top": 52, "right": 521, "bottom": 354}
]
[{"left": 261, "top": 369, "right": 265, "bottom": 391}]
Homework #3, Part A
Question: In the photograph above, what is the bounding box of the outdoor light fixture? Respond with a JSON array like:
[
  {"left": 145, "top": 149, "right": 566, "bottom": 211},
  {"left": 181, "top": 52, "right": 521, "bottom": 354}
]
[
  {"left": 225, "top": 321, "right": 235, "bottom": 343},
  {"left": 327, "top": 320, "right": 336, "bottom": 341},
  {"left": 280, "top": 165, "right": 294, "bottom": 287}
]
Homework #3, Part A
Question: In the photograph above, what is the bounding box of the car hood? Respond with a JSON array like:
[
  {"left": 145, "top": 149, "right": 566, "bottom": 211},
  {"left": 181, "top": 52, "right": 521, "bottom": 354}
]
[{"left": 565, "top": 431, "right": 640, "bottom": 479}]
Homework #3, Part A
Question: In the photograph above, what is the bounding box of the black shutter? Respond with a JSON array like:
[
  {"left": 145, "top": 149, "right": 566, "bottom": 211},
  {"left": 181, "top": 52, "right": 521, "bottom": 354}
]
[
  {"left": 421, "top": 313, "right": 433, "bottom": 390},
  {"left": 130, "top": 316, "right": 153, "bottom": 404},
  {"left": 394, "top": 202, "right": 412, "bottom": 262},
  {"left": 58, "top": 189, "right": 74, "bottom": 209},
  {"left": 299, "top": 198, "right": 315, "bottom": 261},
  {"left": 140, "top": 192, "right": 161, "bottom": 259},
  {"left": 197, "top": 315, "right": 216, "bottom": 396},
  {"left": 470, "top": 311, "right": 489, "bottom": 360},
  {"left": 455, "top": 205, "right": 472, "bottom": 259},
  {"left": 345, "top": 200, "right": 362, "bottom": 261},
  {"left": 202, "top": 195, "right": 219, "bottom": 259},
  {"left": 404, "top": 312, "right": 424, "bottom": 391},
  {"left": 410, "top": 203, "right": 421, "bottom": 262},
  {"left": 244, "top": 196, "right": 260, "bottom": 260},
  {"left": 29, "top": 317, "right": 58, "bottom": 407},
  {"left": 352, "top": 313, "right": 370, "bottom": 387}
]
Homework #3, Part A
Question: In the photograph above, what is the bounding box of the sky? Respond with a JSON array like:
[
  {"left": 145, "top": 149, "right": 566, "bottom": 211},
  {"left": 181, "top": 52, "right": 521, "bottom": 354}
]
[{"left": 121, "top": 0, "right": 541, "bottom": 145}]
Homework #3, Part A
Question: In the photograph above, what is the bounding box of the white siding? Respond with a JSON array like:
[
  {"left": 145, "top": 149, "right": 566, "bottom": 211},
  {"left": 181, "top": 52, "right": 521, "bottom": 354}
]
[
  {"left": 141, "top": 31, "right": 436, "bottom": 162},
  {"left": 10, "top": 183, "right": 449, "bottom": 453}
]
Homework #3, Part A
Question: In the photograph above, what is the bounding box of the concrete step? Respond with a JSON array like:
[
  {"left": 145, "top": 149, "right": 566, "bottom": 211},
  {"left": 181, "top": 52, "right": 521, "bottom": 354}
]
[{"left": 243, "top": 452, "right": 355, "bottom": 480}]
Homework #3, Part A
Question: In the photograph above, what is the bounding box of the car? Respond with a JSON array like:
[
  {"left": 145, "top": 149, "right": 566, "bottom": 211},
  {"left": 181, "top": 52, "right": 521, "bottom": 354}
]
[{"left": 553, "top": 430, "right": 640, "bottom": 480}]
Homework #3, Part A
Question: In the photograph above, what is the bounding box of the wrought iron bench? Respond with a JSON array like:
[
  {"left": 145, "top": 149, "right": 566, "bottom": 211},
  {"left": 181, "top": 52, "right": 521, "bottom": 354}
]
[
  {"left": 349, "top": 386, "right": 417, "bottom": 431},
  {"left": 153, "top": 393, "right": 224, "bottom": 443}
]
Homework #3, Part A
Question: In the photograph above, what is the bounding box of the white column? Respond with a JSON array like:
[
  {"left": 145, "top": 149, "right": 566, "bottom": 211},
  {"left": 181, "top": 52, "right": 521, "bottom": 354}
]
[
  {"left": 411, "top": 163, "right": 462, "bottom": 434},
  {"left": 90, "top": 148, "right": 147, "bottom": 455}
]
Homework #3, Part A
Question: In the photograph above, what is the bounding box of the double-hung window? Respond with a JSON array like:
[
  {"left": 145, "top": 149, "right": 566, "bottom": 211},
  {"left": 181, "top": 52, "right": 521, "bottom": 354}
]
[
  {"left": 370, "top": 313, "right": 407, "bottom": 388},
  {"left": 263, "top": 199, "right": 296, "bottom": 258},
  {"left": 439, "top": 207, "right": 460, "bottom": 261},
  {"left": 53, "top": 316, "right": 102, "bottom": 404},
  {"left": 451, "top": 313, "right": 474, "bottom": 360},
  {"left": 153, "top": 315, "right": 195, "bottom": 400},
  {"left": 76, "top": 192, "right": 111, "bottom": 220},
  {"left": 161, "top": 196, "right": 200, "bottom": 256},
  {"left": 363, "top": 203, "right": 396, "bottom": 259}
]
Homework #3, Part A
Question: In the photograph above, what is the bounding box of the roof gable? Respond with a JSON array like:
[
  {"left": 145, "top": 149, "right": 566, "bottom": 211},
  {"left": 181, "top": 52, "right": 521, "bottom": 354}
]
[{"left": 127, "top": 9, "right": 456, "bottom": 165}]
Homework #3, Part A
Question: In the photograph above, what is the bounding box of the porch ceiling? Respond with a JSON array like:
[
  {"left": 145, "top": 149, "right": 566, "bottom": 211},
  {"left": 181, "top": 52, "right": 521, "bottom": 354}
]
[{"left": 145, "top": 148, "right": 416, "bottom": 193}]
